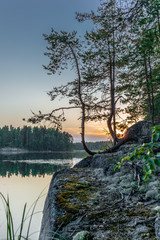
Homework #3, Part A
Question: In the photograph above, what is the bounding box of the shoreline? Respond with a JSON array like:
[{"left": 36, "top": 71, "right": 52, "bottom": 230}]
[{"left": 0, "top": 147, "right": 87, "bottom": 155}]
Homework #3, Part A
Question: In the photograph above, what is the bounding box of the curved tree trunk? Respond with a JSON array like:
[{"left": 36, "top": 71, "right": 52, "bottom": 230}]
[
  {"left": 101, "top": 121, "right": 150, "bottom": 154},
  {"left": 81, "top": 103, "right": 96, "bottom": 155},
  {"left": 144, "top": 56, "right": 152, "bottom": 121},
  {"left": 148, "top": 56, "right": 155, "bottom": 126},
  {"left": 107, "top": 35, "right": 118, "bottom": 146},
  {"left": 69, "top": 44, "right": 95, "bottom": 155}
]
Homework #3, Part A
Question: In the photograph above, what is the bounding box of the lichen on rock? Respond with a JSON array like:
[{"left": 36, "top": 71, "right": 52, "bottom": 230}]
[
  {"left": 39, "top": 162, "right": 160, "bottom": 239},
  {"left": 39, "top": 125, "right": 160, "bottom": 240},
  {"left": 73, "top": 231, "right": 93, "bottom": 240}
]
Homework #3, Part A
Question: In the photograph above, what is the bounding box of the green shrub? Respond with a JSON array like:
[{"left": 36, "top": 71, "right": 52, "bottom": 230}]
[{"left": 114, "top": 125, "right": 160, "bottom": 181}]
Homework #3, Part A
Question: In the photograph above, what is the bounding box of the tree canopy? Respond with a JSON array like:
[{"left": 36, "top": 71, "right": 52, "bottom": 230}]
[{"left": 27, "top": 0, "right": 160, "bottom": 154}]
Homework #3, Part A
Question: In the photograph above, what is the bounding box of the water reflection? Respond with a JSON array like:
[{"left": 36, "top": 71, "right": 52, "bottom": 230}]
[
  {"left": 0, "top": 152, "right": 74, "bottom": 161},
  {"left": 0, "top": 152, "right": 85, "bottom": 177},
  {"left": 0, "top": 161, "right": 67, "bottom": 177},
  {"left": 0, "top": 151, "right": 84, "bottom": 240}
]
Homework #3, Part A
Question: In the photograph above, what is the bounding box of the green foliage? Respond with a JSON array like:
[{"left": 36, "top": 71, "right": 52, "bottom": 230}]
[
  {"left": 24, "top": 0, "right": 160, "bottom": 149},
  {"left": 115, "top": 0, "right": 160, "bottom": 124},
  {"left": 114, "top": 125, "right": 160, "bottom": 181},
  {"left": 26, "top": 0, "right": 160, "bottom": 149},
  {"left": 0, "top": 125, "right": 73, "bottom": 151}
]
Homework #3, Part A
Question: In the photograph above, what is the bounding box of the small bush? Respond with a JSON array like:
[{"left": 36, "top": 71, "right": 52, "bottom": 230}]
[{"left": 114, "top": 125, "right": 160, "bottom": 181}]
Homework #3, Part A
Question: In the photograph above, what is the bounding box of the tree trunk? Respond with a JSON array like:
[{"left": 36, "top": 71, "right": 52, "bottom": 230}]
[
  {"left": 144, "top": 56, "right": 152, "bottom": 120},
  {"left": 107, "top": 41, "right": 118, "bottom": 146},
  {"left": 69, "top": 44, "right": 95, "bottom": 155},
  {"left": 112, "top": 23, "right": 117, "bottom": 145},
  {"left": 81, "top": 103, "right": 96, "bottom": 155},
  {"left": 148, "top": 56, "right": 155, "bottom": 125}
]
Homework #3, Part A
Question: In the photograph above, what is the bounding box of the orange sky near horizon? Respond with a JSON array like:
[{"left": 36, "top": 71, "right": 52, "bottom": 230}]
[
  {"left": 0, "top": 99, "right": 125, "bottom": 142},
  {"left": 0, "top": 0, "right": 104, "bottom": 142},
  {"left": 63, "top": 118, "right": 110, "bottom": 142},
  {"left": 0, "top": 106, "right": 111, "bottom": 142},
  {"left": 0, "top": 0, "right": 129, "bottom": 143}
]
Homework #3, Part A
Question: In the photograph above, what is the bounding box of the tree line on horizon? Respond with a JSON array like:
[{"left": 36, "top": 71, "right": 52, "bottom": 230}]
[
  {"left": 0, "top": 125, "right": 73, "bottom": 151},
  {"left": 27, "top": 0, "right": 160, "bottom": 155}
]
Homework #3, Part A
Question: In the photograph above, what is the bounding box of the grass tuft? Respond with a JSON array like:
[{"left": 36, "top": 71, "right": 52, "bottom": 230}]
[{"left": 0, "top": 192, "right": 44, "bottom": 240}]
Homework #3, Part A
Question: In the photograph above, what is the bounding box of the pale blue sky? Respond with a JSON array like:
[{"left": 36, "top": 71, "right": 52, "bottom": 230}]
[{"left": 0, "top": 0, "right": 109, "bottom": 141}]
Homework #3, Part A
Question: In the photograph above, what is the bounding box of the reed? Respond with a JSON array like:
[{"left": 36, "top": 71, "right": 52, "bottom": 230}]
[
  {"left": 0, "top": 191, "right": 67, "bottom": 240},
  {"left": 50, "top": 231, "right": 68, "bottom": 240},
  {"left": 0, "top": 192, "right": 41, "bottom": 240}
]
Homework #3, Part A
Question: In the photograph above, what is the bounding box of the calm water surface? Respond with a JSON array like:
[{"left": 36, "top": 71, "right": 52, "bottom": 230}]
[{"left": 0, "top": 152, "right": 84, "bottom": 240}]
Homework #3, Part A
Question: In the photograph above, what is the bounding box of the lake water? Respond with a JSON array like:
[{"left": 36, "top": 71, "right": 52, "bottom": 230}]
[{"left": 0, "top": 152, "right": 84, "bottom": 240}]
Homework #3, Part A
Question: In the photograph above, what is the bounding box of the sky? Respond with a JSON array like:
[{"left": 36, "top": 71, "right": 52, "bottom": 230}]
[{"left": 0, "top": 0, "right": 109, "bottom": 142}]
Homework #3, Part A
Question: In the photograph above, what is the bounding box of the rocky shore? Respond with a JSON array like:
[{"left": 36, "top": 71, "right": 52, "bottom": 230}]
[
  {"left": 39, "top": 122, "right": 160, "bottom": 240},
  {"left": 39, "top": 144, "right": 160, "bottom": 240}
]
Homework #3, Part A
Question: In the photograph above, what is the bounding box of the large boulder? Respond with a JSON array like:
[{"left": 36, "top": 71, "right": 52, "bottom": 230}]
[
  {"left": 39, "top": 166, "right": 160, "bottom": 240},
  {"left": 123, "top": 121, "right": 152, "bottom": 143},
  {"left": 39, "top": 121, "right": 160, "bottom": 240},
  {"left": 74, "top": 143, "right": 138, "bottom": 170}
]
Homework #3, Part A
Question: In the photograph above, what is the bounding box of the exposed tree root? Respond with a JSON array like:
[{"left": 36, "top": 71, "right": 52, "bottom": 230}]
[{"left": 87, "top": 121, "right": 152, "bottom": 155}]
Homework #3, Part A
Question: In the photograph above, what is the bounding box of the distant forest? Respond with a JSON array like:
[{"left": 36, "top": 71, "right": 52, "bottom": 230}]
[
  {"left": 0, "top": 125, "right": 113, "bottom": 152},
  {"left": 0, "top": 126, "right": 73, "bottom": 151}
]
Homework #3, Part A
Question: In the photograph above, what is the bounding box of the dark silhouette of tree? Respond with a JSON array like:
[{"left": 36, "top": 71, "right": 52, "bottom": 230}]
[
  {"left": 76, "top": 0, "right": 127, "bottom": 145},
  {"left": 26, "top": 0, "right": 160, "bottom": 155},
  {"left": 116, "top": 0, "right": 160, "bottom": 125},
  {"left": 27, "top": 30, "right": 96, "bottom": 155}
]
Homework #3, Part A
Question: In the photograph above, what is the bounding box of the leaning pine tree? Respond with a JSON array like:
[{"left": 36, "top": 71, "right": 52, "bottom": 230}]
[
  {"left": 76, "top": 0, "right": 127, "bottom": 146},
  {"left": 27, "top": 30, "right": 99, "bottom": 155},
  {"left": 27, "top": 0, "right": 160, "bottom": 155},
  {"left": 28, "top": 0, "right": 126, "bottom": 154}
]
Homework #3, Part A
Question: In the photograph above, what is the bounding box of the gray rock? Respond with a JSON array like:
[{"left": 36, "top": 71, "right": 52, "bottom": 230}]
[
  {"left": 125, "top": 121, "right": 152, "bottom": 144},
  {"left": 39, "top": 169, "right": 76, "bottom": 240},
  {"left": 132, "top": 225, "right": 149, "bottom": 240},
  {"left": 74, "top": 156, "right": 93, "bottom": 168},
  {"left": 145, "top": 189, "right": 159, "bottom": 200},
  {"left": 149, "top": 180, "right": 160, "bottom": 188},
  {"left": 139, "top": 184, "right": 148, "bottom": 193},
  {"left": 152, "top": 206, "right": 160, "bottom": 213},
  {"left": 39, "top": 121, "right": 159, "bottom": 240},
  {"left": 73, "top": 231, "right": 93, "bottom": 240},
  {"left": 155, "top": 216, "right": 160, "bottom": 240}
]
